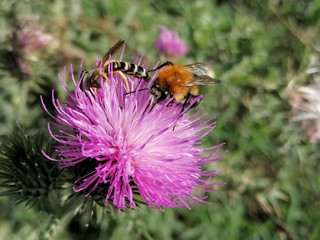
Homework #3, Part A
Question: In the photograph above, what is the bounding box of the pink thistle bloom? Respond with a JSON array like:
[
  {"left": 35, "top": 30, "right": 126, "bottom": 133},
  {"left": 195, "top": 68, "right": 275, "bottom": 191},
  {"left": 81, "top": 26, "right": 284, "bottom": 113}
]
[
  {"left": 8, "top": 15, "right": 52, "bottom": 74},
  {"left": 155, "top": 26, "right": 189, "bottom": 59},
  {"left": 42, "top": 48, "right": 222, "bottom": 210},
  {"left": 9, "top": 15, "right": 52, "bottom": 54}
]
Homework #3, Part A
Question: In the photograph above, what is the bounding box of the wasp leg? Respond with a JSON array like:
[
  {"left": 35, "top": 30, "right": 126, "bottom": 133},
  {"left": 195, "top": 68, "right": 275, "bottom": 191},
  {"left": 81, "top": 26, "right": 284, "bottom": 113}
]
[
  {"left": 113, "top": 71, "right": 130, "bottom": 92},
  {"left": 100, "top": 72, "right": 111, "bottom": 85}
]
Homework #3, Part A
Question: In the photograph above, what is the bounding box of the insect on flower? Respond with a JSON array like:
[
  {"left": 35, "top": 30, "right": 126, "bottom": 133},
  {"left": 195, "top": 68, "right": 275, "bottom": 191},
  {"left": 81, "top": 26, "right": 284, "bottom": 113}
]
[
  {"left": 82, "top": 39, "right": 220, "bottom": 112},
  {"left": 148, "top": 61, "right": 221, "bottom": 111},
  {"left": 82, "top": 39, "right": 149, "bottom": 91},
  {"left": 41, "top": 43, "right": 224, "bottom": 211}
]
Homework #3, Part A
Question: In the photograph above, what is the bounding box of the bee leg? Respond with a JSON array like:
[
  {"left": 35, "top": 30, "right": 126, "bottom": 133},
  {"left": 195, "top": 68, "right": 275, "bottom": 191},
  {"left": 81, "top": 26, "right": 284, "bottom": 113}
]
[
  {"left": 181, "top": 93, "right": 192, "bottom": 112},
  {"left": 182, "top": 94, "right": 203, "bottom": 112},
  {"left": 173, "top": 94, "right": 193, "bottom": 130},
  {"left": 114, "top": 71, "right": 130, "bottom": 92},
  {"left": 190, "top": 98, "right": 201, "bottom": 109}
]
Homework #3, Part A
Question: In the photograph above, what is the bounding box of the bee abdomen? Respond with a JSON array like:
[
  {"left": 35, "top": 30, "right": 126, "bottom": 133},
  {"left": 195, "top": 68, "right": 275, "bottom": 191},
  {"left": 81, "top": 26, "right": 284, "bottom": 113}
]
[{"left": 111, "top": 61, "right": 149, "bottom": 79}]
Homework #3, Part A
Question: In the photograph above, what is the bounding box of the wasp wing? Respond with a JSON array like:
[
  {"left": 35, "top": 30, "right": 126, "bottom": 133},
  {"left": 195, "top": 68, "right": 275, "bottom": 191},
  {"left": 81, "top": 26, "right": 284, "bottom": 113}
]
[
  {"left": 184, "top": 63, "right": 208, "bottom": 76},
  {"left": 183, "top": 75, "right": 221, "bottom": 87},
  {"left": 101, "top": 39, "right": 125, "bottom": 65}
]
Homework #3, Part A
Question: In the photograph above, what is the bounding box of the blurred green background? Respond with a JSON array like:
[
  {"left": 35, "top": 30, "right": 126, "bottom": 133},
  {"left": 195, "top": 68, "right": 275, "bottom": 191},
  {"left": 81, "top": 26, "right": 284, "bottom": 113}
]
[{"left": 0, "top": 0, "right": 320, "bottom": 239}]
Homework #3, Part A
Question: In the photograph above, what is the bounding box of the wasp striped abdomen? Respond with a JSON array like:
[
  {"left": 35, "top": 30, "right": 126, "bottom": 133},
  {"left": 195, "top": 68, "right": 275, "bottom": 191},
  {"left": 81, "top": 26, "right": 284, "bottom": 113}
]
[
  {"left": 82, "top": 40, "right": 150, "bottom": 92},
  {"left": 111, "top": 61, "right": 149, "bottom": 80}
]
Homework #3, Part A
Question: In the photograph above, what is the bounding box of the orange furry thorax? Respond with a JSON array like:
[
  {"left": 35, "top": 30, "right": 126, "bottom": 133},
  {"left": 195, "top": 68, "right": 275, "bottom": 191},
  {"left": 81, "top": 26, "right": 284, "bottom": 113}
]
[
  {"left": 158, "top": 65, "right": 193, "bottom": 86},
  {"left": 157, "top": 65, "right": 198, "bottom": 102}
]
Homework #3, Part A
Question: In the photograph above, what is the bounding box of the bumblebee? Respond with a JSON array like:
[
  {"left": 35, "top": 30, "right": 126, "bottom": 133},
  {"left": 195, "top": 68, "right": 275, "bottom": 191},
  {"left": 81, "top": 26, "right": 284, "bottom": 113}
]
[
  {"left": 82, "top": 40, "right": 149, "bottom": 91},
  {"left": 148, "top": 61, "right": 220, "bottom": 111}
]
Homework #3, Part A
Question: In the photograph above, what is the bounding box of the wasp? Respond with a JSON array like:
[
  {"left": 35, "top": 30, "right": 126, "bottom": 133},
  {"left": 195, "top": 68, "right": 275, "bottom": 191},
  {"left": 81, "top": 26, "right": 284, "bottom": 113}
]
[
  {"left": 82, "top": 40, "right": 149, "bottom": 91},
  {"left": 147, "top": 61, "right": 221, "bottom": 111}
]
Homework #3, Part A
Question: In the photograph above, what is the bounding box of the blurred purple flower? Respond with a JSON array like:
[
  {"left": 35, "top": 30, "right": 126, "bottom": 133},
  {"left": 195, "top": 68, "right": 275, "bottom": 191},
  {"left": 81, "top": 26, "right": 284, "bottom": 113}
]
[
  {"left": 42, "top": 49, "right": 222, "bottom": 210},
  {"left": 155, "top": 26, "right": 189, "bottom": 59},
  {"left": 8, "top": 15, "right": 52, "bottom": 74}
]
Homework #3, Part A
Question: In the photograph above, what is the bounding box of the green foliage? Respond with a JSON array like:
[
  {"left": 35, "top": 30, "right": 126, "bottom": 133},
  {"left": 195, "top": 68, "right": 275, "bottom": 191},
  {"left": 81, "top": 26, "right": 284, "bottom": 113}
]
[{"left": 0, "top": 0, "right": 320, "bottom": 239}]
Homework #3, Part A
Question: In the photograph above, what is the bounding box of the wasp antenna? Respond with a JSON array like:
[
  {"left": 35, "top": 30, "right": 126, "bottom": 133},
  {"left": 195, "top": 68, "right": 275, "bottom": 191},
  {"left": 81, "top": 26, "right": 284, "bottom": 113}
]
[
  {"left": 81, "top": 69, "right": 88, "bottom": 75},
  {"left": 148, "top": 61, "right": 174, "bottom": 73},
  {"left": 79, "top": 69, "right": 89, "bottom": 91},
  {"left": 79, "top": 69, "right": 88, "bottom": 81},
  {"left": 124, "top": 88, "right": 149, "bottom": 96}
]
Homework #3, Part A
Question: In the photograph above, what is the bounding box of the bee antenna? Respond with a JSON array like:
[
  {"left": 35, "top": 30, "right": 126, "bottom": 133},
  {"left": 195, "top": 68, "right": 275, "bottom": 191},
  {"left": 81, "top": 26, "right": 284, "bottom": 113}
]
[
  {"left": 148, "top": 61, "right": 173, "bottom": 73},
  {"left": 124, "top": 88, "right": 149, "bottom": 96}
]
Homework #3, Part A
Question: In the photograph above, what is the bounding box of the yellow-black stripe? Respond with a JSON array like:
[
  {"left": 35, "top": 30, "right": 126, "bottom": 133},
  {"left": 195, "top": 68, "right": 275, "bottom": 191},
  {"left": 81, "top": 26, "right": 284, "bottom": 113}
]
[{"left": 110, "top": 61, "right": 149, "bottom": 79}]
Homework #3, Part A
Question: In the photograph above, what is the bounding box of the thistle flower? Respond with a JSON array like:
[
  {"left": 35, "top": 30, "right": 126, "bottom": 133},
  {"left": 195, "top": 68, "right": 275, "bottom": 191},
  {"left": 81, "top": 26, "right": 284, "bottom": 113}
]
[
  {"left": 42, "top": 48, "right": 222, "bottom": 210},
  {"left": 155, "top": 26, "right": 189, "bottom": 59},
  {"left": 8, "top": 15, "right": 52, "bottom": 74}
]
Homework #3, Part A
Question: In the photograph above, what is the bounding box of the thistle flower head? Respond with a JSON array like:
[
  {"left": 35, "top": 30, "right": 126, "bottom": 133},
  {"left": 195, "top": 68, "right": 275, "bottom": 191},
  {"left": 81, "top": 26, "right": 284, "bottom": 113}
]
[
  {"left": 155, "top": 26, "right": 189, "bottom": 59},
  {"left": 8, "top": 15, "right": 52, "bottom": 74},
  {"left": 9, "top": 15, "right": 52, "bottom": 54},
  {"left": 42, "top": 46, "right": 222, "bottom": 210}
]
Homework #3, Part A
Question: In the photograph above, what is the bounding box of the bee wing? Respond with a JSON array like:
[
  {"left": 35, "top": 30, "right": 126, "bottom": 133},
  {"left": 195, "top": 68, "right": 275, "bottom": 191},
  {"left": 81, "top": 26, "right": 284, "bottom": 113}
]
[
  {"left": 184, "top": 63, "right": 208, "bottom": 76},
  {"left": 183, "top": 75, "right": 221, "bottom": 87},
  {"left": 101, "top": 39, "right": 125, "bottom": 64}
]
